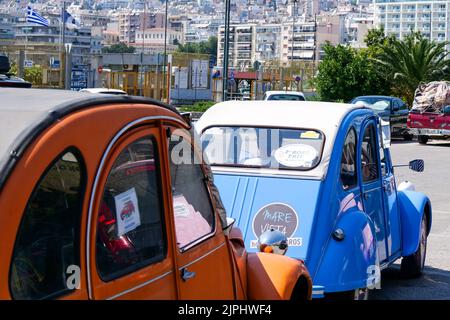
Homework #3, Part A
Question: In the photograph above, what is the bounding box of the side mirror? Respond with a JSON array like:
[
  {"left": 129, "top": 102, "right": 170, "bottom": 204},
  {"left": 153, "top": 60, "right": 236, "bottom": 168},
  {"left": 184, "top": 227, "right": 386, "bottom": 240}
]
[
  {"left": 223, "top": 217, "right": 235, "bottom": 234},
  {"left": 409, "top": 159, "right": 424, "bottom": 172},
  {"left": 180, "top": 112, "right": 192, "bottom": 125},
  {"left": 257, "top": 229, "right": 288, "bottom": 255}
]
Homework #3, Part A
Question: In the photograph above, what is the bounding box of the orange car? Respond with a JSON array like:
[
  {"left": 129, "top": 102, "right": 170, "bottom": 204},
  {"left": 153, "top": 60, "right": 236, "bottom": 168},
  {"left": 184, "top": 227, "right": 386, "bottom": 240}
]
[{"left": 0, "top": 88, "right": 311, "bottom": 300}]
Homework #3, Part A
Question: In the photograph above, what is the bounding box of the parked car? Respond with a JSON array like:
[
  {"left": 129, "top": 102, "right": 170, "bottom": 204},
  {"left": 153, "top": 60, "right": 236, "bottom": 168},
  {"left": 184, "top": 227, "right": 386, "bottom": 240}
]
[
  {"left": 350, "top": 95, "right": 412, "bottom": 140},
  {"left": 407, "top": 81, "right": 450, "bottom": 144},
  {"left": 80, "top": 88, "right": 127, "bottom": 95},
  {"left": 263, "top": 90, "right": 306, "bottom": 101},
  {"left": 0, "top": 55, "right": 32, "bottom": 88},
  {"left": 196, "top": 101, "right": 432, "bottom": 300},
  {"left": 0, "top": 88, "right": 311, "bottom": 300}
]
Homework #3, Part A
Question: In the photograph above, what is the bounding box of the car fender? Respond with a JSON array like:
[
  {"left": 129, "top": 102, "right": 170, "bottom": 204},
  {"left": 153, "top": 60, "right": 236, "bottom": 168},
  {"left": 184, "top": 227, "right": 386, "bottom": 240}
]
[
  {"left": 397, "top": 190, "right": 432, "bottom": 256},
  {"left": 246, "top": 252, "right": 312, "bottom": 300},
  {"left": 313, "top": 210, "right": 379, "bottom": 293}
]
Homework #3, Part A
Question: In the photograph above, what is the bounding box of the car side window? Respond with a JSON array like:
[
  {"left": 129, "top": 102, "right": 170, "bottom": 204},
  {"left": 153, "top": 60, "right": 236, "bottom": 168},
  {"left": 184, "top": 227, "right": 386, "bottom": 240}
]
[
  {"left": 10, "top": 150, "right": 85, "bottom": 299},
  {"left": 340, "top": 128, "right": 357, "bottom": 190},
  {"left": 169, "top": 131, "right": 215, "bottom": 251},
  {"left": 361, "top": 123, "right": 380, "bottom": 182},
  {"left": 96, "top": 136, "right": 166, "bottom": 281}
]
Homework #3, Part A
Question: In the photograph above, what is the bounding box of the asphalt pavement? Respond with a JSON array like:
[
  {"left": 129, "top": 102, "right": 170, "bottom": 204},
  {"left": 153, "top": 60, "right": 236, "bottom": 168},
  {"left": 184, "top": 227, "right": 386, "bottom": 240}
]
[{"left": 371, "top": 139, "right": 450, "bottom": 300}]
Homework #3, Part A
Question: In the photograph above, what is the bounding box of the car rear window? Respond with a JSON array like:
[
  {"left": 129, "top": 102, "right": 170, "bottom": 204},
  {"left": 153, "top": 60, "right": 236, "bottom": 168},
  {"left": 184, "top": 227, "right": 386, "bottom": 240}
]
[
  {"left": 267, "top": 94, "right": 305, "bottom": 101},
  {"left": 201, "top": 127, "right": 324, "bottom": 170}
]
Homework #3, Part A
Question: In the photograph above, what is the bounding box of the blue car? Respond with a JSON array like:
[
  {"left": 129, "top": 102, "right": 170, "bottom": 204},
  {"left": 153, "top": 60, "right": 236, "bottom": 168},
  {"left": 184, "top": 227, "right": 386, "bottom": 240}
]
[{"left": 196, "top": 101, "right": 432, "bottom": 299}]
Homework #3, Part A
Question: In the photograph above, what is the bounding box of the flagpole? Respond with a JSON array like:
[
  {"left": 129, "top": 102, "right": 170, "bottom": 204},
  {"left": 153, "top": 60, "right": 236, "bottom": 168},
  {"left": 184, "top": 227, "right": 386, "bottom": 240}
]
[{"left": 60, "top": 0, "right": 66, "bottom": 88}]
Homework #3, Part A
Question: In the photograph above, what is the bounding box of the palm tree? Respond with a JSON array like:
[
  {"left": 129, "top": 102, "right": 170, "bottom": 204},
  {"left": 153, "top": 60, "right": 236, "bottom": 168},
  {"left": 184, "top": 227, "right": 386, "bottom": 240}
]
[{"left": 375, "top": 32, "right": 450, "bottom": 105}]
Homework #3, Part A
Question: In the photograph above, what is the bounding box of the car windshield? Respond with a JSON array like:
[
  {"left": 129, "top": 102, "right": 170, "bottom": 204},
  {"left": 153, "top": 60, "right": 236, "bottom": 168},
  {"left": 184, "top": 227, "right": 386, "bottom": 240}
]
[
  {"left": 353, "top": 97, "right": 390, "bottom": 111},
  {"left": 201, "top": 126, "right": 324, "bottom": 170},
  {"left": 267, "top": 94, "right": 305, "bottom": 101}
]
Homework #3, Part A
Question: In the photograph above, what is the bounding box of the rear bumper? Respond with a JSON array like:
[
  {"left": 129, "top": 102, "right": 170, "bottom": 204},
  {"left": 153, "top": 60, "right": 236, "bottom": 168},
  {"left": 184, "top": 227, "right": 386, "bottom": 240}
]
[{"left": 409, "top": 128, "right": 450, "bottom": 136}]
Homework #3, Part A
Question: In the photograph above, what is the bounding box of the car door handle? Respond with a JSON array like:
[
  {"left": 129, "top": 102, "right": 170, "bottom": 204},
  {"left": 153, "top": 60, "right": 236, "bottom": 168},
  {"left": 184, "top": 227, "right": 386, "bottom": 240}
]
[
  {"left": 181, "top": 268, "right": 196, "bottom": 282},
  {"left": 383, "top": 181, "right": 391, "bottom": 192},
  {"left": 363, "top": 192, "right": 370, "bottom": 200}
]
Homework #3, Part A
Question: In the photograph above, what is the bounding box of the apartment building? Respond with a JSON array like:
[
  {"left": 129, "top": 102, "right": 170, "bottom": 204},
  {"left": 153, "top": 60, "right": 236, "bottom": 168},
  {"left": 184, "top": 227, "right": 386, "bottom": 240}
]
[
  {"left": 217, "top": 24, "right": 255, "bottom": 70},
  {"left": 374, "top": 0, "right": 450, "bottom": 44},
  {"left": 280, "top": 22, "right": 316, "bottom": 64},
  {"left": 134, "top": 28, "right": 183, "bottom": 54},
  {"left": 118, "top": 10, "right": 140, "bottom": 44},
  {"left": 217, "top": 21, "right": 317, "bottom": 69},
  {"left": 13, "top": 14, "right": 93, "bottom": 66}
]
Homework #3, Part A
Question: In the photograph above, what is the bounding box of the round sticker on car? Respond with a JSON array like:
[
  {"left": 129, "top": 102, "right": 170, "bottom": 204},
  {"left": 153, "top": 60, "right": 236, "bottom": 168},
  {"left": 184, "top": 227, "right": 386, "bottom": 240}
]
[
  {"left": 274, "top": 144, "right": 318, "bottom": 168},
  {"left": 252, "top": 203, "right": 299, "bottom": 238}
]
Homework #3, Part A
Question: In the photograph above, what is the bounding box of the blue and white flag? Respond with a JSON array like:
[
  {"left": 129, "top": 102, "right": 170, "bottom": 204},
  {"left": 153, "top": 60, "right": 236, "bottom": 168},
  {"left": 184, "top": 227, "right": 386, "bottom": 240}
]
[
  {"left": 63, "top": 10, "right": 79, "bottom": 29},
  {"left": 27, "top": 6, "right": 49, "bottom": 27}
]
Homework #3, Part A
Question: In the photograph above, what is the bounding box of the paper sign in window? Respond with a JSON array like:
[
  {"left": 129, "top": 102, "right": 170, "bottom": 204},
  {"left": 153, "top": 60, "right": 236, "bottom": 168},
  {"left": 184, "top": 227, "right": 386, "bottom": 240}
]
[{"left": 114, "top": 187, "right": 141, "bottom": 237}]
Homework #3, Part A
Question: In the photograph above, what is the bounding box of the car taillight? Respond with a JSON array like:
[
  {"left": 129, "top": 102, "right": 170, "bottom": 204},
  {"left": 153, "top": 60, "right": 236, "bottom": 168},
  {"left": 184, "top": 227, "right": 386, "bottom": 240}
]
[{"left": 407, "top": 114, "right": 411, "bottom": 127}]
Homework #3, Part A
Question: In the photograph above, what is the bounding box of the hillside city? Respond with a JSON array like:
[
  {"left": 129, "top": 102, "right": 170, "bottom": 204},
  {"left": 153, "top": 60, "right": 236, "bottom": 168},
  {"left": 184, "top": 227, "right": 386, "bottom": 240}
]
[{"left": 1, "top": 0, "right": 450, "bottom": 102}]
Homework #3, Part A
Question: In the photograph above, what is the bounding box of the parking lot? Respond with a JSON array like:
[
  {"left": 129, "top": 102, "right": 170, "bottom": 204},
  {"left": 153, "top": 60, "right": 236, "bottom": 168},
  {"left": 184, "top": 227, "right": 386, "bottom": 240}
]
[{"left": 371, "top": 139, "right": 450, "bottom": 300}]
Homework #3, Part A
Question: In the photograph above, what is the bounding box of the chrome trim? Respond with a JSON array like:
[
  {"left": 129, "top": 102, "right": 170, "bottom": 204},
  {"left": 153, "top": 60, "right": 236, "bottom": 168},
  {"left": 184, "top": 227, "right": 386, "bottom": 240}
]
[
  {"left": 106, "top": 270, "right": 173, "bottom": 300},
  {"left": 179, "top": 242, "right": 226, "bottom": 270},
  {"left": 86, "top": 115, "right": 186, "bottom": 299},
  {"left": 211, "top": 167, "right": 324, "bottom": 181}
]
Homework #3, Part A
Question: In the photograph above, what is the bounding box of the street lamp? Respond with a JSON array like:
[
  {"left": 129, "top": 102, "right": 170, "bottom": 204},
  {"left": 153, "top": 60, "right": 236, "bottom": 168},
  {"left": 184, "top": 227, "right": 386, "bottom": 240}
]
[
  {"left": 163, "top": 0, "right": 169, "bottom": 102},
  {"left": 222, "top": 0, "right": 231, "bottom": 101},
  {"left": 290, "top": 0, "right": 298, "bottom": 87}
]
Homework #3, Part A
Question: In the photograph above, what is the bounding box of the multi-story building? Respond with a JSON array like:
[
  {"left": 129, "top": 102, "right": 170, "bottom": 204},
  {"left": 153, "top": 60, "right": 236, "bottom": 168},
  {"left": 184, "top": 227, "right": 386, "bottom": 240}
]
[
  {"left": 118, "top": 10, "right": 140, "bottom": 44},
  {"left": 217, "top": 21, "right": 317, "bottom": 69},
  {"left": 134, "top": 28, "right": 183, "bottom": 54},
  {"left": 13, "top": 14, "right": 93, "bottom": 66},
  {"left": 374, "top": 0, "right": 450, "bottom": 45},
  {"left": 254, "top": 24, "right": 282, "bottom": 64},
  {"left": 280, "top": 21, "right": 317, "bottom": 64},
  {"left": 0, "top": 12, "right": 15, "bottom": 42},
  {"left": 217, "top": 24, "right": 255, "bottom": 70}
]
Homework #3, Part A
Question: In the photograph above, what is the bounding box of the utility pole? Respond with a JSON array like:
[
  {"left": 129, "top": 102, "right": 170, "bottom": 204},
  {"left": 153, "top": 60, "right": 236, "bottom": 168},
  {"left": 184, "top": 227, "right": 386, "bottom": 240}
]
[
  {"left": 140, "top": 1, "right": 146, "bottom": 96},
  {"left": 290, "top": 0, "right": 298, "bottom": 91},
  {"left": 222, "top": 0, "right": 231, "bottom": 101},
  {"left": 163, "top": 0, "right": 169, "bottom": 102}
]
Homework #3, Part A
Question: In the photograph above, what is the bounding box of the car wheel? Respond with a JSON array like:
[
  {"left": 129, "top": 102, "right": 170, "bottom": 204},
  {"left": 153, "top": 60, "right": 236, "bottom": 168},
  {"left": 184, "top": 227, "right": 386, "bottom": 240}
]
[
  {"left": 418, "top": 135, "right": 429, "bottom": 145},
  {"left": 401, "top": 215, "right": 428, "bottom": 278},
  {"left": 403, "top": 134, "right": 413, "bottom": 141}
]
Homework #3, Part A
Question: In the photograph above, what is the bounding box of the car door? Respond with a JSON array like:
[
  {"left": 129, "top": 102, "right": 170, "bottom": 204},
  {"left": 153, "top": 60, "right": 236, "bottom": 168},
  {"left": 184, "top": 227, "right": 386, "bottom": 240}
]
[
  {"left": 165, "top": 126, "right": 235, "bottom": 299},
  {"left": 7, "top": 149, "right": 89, "bottom": 300},
  {"left": 359, "top": 120, "right": 388, "bottom": 263},
  {"left": 379, "top": 144, "right": 402, "bottom": 259},
  {"left": 88, "top": 126, "right": 177, "bottom": 299}
]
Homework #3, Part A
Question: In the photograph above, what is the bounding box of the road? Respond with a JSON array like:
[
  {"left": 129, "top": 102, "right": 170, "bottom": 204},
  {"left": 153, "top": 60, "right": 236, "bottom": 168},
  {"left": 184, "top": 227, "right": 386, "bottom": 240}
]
[{"left": 371, "top": 139, "right": 450, "bottom": 300}]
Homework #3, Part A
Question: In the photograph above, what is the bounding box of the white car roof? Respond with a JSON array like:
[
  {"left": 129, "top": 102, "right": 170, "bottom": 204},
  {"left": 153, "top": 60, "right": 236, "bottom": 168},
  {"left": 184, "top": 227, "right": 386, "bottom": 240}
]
[
  {"left": 80, "top": 88, "right": 127, "bottom": 94},
  {"left": 195, "top": 100, "right": 362, "bottom": 180},
  {"left": 264, "top": 91, "right": 305, "bottom": 96}
]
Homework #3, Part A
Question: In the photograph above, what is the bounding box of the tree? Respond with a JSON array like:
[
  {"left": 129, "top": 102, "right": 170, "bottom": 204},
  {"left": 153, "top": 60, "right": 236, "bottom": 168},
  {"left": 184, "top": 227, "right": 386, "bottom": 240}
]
[
  {"left": 314, "top": 43, "right": 388, "bottom": 102},
  {"left": 375, "top": 32, "right": 450, "bottom": 104},
  {"left": 176, "top": 36, "right": 217, "bottom": 59},
  {"left": 9, "top": 63, "right": 43, "bottom": 85},
  {"left": 102, "top": 43, "right": 136, "bottom": 54}
]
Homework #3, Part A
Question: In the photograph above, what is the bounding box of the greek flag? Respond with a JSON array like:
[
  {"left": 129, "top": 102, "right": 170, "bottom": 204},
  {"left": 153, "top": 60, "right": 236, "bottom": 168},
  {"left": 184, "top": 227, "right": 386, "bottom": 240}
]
[
  {"left": 26, "top": 6, "right": 49, "bottom": 27},
  {"left": 63, "top": 10, "right": 79, "bottom": 29}
]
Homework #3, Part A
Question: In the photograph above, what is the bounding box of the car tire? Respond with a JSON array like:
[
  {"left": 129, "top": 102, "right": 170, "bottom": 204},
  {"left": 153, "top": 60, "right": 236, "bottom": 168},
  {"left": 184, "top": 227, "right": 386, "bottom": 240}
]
[
  {"left": 403, "top": 134, "right": 413, "bottom": 141},
  {"left": 418, "top": 135, "right": 429, "bottom": 145},
  {"left": 401, "top": 215, "right": 428, "bottom": 278},
  {"left": 324, "top": 288, "right": 369, "bottom": 300}
]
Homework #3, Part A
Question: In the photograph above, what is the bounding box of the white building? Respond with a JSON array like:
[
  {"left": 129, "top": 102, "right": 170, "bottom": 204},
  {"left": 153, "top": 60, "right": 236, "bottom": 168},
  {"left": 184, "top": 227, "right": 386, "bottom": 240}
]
[
  {"left": 134, "top": 28, "right": 183, "bottom": 54},
  {"left": 374, "top": 0, "right": 450, "bottom": 44},
  {"left": 217, "top": 21, "right": 317, "bottom": 69}
]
